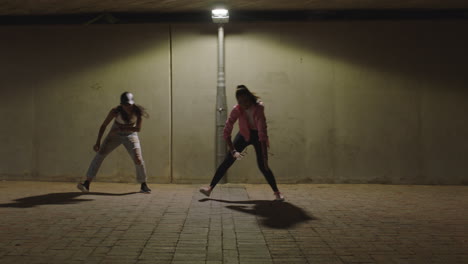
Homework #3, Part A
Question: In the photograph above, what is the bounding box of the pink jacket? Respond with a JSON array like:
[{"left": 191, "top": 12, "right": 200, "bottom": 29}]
[{"left": 223, "top": 102, "right": 269, "bottom": 145}]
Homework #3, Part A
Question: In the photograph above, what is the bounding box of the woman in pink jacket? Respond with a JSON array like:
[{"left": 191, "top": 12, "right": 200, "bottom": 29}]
[{"left": 200, "top": 85, "right": 284, "bottom": 201}]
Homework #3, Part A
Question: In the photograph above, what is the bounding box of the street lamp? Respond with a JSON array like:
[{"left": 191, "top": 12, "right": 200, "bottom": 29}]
[
  {"left": 212, "top": 8, "right": 229, "bottom": 175},
  {"left": 212, "top": 8, "right": 229, "bottom": 23}
]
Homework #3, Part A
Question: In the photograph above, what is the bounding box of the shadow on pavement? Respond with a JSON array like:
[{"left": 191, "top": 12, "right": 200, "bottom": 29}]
[
  {"left": 199, "top": 198, "right": 315, "bottom": 229},
  {"left": 0, "top": 192, "right": 138, "bottom": 208}
]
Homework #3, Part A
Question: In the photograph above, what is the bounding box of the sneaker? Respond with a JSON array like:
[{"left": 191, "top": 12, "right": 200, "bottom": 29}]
[
  {"left": 77, "top": 182, "right": 89, "bottom": 193},
  {"left": 199, "top": 186, "right": 212, "bottom": 197},
  {"left": 140, "top": 183, "right": 152, "bottom": 193},
  {"left": 274, "top": 192, "right": 284, "bottom": 201}
]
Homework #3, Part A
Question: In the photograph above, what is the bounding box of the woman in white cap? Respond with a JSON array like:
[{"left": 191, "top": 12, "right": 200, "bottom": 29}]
[{"left": 77, "top": 92, "right": 152, "bottom": 193}]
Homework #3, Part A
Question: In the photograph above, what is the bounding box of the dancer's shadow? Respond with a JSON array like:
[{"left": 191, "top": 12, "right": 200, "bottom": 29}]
[
  {"left": 0, "top": 192, "right": 138, "bottom": 208},
  {"left": 199, "top": 198, "right": 315, "bottom": 229}
]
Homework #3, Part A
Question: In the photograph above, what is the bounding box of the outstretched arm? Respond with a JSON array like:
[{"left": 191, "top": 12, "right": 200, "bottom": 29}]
[
  {"left": 224, "top": 106, "right": 240, "bottom": 153},
  {"left": 94, "top": 109, "right": 116, "bottom": 152},
  {"left": 226, "top": 137, "right": 234, "bottom": 153}
]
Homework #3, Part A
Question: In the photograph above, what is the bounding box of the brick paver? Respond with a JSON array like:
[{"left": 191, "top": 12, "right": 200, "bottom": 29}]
[{"left": 0, "top": 181, "right": 467, "bottom": 264}]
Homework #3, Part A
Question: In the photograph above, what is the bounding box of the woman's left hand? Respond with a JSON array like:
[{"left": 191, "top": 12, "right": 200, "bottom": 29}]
[{"left": 93, "top": 143, "right": 100, "bottom": 152}]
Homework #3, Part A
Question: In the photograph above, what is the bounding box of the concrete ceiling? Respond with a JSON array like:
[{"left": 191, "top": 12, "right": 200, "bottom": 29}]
[{"left": 1, "top": 0, "right": 467, "bottom": 16}]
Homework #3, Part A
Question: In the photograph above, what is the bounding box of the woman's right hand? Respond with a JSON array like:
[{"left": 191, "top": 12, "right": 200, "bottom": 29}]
[
  {"left": 93, "top": 143, "right": 100, "bottom": 152},
  {"left": 232, "top": 150, "right": 245, "bottom": 160},
  {"left": 232, "top": 151, "right": 241, "bottom": 159}
]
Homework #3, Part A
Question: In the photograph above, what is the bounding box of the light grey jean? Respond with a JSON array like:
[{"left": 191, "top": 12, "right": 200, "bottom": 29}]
[{"left": 86, "top": 123, "right": 147, "bottom": 183}]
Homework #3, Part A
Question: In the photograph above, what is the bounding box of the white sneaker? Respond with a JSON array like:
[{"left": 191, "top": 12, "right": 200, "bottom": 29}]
[
  {"left": 199, "top": 186, "right": 212, "bottom": 197},
  {"left": 274, "top": 192, "right": 284, "bottom": 201},
  {"left": 77, "top": 183, "right": 89, "bottom": 193}
]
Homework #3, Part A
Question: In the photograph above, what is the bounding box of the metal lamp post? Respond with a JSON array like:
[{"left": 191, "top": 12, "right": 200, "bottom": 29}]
[{"left": 212, "top": 8, "right": 229, "bottom": 176}]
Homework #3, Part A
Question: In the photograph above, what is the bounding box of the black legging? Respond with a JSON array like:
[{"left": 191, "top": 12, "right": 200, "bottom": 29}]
[{"left": 210, "top": 130, "right": 279, "bottom": 192}]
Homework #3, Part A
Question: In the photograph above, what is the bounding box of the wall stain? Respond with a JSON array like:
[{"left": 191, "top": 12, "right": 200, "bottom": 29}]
[{"left": 91, "top": 83, "right": 102, "bottom": 90}]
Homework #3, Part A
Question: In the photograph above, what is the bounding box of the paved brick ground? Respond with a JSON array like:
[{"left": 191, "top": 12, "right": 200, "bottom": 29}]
[{"left": 0, "top": 181, "right": 467, "bottom": 264}]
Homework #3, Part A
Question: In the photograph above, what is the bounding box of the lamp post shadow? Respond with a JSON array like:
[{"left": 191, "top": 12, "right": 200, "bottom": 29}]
[
  {"left": 0, "top": 192, "right": 138, "bottom": 208},
  {"left": 199, "top": 198, "right": 315, "bottom": 229}
]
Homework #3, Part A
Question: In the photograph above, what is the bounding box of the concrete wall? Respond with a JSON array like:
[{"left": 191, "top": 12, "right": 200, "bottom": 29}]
[
  {"left": 1, "top": 20, "right": 467, "bottom": 184},
  {"left": 224, "top": 21, "right": 468, "bottom": 185},
  {"left": 1, "top": 24, "right": 172, "bottom": 183},
  {"left": 171, "top": 25, "right": 218, "bottom": 183}
]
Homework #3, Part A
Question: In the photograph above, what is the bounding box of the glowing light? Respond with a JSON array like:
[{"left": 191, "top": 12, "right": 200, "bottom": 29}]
[{"left": 212, "top": 8, "right": 229, "bottom": 23}]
